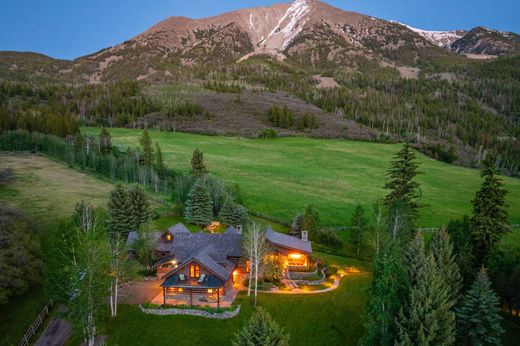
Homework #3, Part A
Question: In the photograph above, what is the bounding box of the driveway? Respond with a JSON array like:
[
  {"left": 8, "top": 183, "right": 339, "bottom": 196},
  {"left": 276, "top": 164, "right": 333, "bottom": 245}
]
[{"left": 119, "top": 279, "right": 162, "bottom": 304}]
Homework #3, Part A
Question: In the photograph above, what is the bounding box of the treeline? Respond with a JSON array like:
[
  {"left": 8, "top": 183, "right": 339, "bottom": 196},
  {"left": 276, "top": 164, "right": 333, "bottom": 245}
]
[
  {"left": 219, "top": 57, "right": 520, "bottom": 176},
  {"left": 0, "top": 80, "right": 208, "bottom": 135}
]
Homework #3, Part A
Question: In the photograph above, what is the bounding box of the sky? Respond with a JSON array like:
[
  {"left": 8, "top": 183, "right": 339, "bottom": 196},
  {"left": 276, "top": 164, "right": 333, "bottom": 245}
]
[{"left": 1, "top": 0, "right": 519, "bottom": 60}]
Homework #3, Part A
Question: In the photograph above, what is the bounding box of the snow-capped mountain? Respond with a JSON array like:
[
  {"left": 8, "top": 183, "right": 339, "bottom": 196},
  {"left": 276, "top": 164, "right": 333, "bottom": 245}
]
[
  {"left": 393, "top": 22, "right": 467, "bottom": 47},
  {"left": 14, "top": 0, "right": 517, "bottom": 82}
]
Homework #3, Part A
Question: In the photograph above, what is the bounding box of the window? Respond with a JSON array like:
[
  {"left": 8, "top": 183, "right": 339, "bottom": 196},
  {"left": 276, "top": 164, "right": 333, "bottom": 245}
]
[
  {"left": 246, "top": 260, "right": 250, "bottom": 273},
  {"left": 189, "top": 264, "right": 200, "bottom": 278}
]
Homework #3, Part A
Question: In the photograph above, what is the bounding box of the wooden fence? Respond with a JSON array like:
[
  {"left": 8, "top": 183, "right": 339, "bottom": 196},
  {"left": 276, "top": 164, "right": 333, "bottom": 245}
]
[{"left": 18, "top": 300, "right": 53, "bottom": 346}]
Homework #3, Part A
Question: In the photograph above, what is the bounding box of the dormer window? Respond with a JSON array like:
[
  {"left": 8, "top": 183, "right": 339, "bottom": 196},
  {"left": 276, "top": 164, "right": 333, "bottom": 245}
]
[{"left": 163, "top": 232, "right": 173, "bottom": 242}]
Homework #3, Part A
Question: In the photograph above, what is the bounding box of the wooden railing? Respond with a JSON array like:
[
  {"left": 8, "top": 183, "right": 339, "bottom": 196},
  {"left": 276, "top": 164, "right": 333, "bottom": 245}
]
[{"left": 18, "top": 300, "right": 53, "bottom": 346}]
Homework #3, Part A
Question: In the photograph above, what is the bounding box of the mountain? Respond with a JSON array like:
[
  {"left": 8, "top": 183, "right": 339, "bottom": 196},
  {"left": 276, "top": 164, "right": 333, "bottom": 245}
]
[
  {"left": 450, "top": 26, "right": 520, "bottom": 56},
  {"left": 393, "top": 22, "right": 466, "bottom": 47}
]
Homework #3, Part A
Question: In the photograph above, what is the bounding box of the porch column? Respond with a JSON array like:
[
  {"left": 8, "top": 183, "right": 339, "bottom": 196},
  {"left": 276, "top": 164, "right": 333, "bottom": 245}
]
[
  {"left": 163, "top": 287, "right": 166, "bottom": 305},
  {"left": 217, "top": 289, "right": 220, "bottom": 310},
  {"left": 190, "top": 289, "right": 193, "bottom": 306}
]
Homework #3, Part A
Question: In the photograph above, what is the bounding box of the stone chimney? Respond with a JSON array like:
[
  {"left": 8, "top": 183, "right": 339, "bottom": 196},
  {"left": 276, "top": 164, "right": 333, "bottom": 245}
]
[
  {"left": 236, "top": 225, "right": 243, "bottom": 234},
  {"left": 301, "top": 230, "right": 309, "bottom": 242}
]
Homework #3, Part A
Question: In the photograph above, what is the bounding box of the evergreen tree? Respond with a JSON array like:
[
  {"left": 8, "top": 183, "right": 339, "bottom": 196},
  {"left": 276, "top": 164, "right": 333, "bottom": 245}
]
[
  {"left": 470, "top": 155, "right": 510, "bottom": 268},
  {"left": 430, "top": 228, "right": 462, "bottom": 303},
  {"left": 457, "top": 268, "right": 504, "bottom": 346},
  {"left": 361, "top": 240, "right": 407, "bottom": 346},
  {"left": 106, "top": 184, "right": 132, "bottom": 237},
  {"left": 351, "top": 204, "right": 368, "bottom": 256},
  {"left": 219, "top": 197, "right": 236, "bottom": 226},
  {"left": 302, "top": 205, "right": 320, "bottom": 240},
  {"left": 128, "top": 185, "right": 151, "bottom": 232},
  {"left": 396, "top": 233, "right": 456, "bottom": 346},
  {"left": 233, "top": 307, "right": 290, "bottom": 346},
  {"left": 291, "top": 213, "right": 303, "bottom": 234},
  {"left": 139, "top": 129, "right": 153, "bottom": 167},
  {"left": 191, "top": 148, "right": 207, "bottom": 176},
  {"left": 384, "top": 143, "right": 422, "bottom": 220},
  {"left": 185, "top": 179, "right": 213, "bottom": 226},
  {"left": 154, "top": 142, "right": 166, "bottom": 178},
  {"left": 446, "top": 217, "right": 476, "bottom": 288},
  {"left": 99, "top": 128, "right": 112, "bottom": 154}
]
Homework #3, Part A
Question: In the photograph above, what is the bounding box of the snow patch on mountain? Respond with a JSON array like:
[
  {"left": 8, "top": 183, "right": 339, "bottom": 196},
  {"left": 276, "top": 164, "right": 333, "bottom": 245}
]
[
  {"left": 393, "top": 21, "right": 466, "bottom": 47},
  {"left": 262, "top": 0, "right": 313, "bottom": 50}
]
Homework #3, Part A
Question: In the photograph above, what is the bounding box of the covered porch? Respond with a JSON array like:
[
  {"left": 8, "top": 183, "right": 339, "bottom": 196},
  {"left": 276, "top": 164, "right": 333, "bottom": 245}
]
[{"left": 158, "top": 273, "right": 230, "bottom": 308}]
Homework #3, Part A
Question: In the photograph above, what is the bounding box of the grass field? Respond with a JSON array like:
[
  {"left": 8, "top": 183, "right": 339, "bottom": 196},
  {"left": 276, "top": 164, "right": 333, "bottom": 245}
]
[
  {"left": 1, "top": 153, "right": 519, "bottom": 345},
  {"left": 82, "top": 127, "right": 520, "bottom": 227}
]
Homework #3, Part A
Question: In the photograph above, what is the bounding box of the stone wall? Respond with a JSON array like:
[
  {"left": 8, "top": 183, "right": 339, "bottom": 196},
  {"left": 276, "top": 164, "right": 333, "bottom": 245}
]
[
  {"left": 139, "top": 305, "right": 241, "bottom": 319},
  {"left": 293, "top": 267, "right": 327, "bottom": 286}
]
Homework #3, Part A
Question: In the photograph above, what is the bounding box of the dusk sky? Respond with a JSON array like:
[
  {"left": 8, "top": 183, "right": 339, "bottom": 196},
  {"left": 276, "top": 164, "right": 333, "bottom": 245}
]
[{"left": 1, "top": 0, "right": 519, "bottom": 60}]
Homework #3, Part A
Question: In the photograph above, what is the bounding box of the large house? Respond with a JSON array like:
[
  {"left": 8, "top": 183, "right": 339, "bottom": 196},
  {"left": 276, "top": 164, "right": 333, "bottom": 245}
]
[{"left": 126, "top": 224, "right": 312, "bottom": 307}]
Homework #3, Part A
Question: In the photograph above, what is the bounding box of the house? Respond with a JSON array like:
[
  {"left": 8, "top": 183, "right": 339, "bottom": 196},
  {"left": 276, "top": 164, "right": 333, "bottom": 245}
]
[{"left": 126, "top": 224, "right": 312, "bottom": 307}]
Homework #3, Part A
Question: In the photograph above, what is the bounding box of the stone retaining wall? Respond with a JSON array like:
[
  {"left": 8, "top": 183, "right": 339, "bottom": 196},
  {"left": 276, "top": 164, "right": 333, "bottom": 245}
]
[
  {"left": 293, "top": 267, "right": 327, "bottom": 286},
  {"left": 139, "top": 305, "right": 241, "bottom": 319}
]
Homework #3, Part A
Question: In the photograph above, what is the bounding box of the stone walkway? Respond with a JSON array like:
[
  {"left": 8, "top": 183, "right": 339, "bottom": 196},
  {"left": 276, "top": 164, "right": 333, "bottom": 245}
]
[
  {"left": 119, "top": 279, "right": 162, "bottom": 304},
  {"left": 260, "top": 277, "right": 340, "bottom": 295}
]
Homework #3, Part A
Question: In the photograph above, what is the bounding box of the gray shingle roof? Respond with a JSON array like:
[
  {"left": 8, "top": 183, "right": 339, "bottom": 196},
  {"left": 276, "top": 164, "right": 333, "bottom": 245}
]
[
  {"left": 168, "top": 223, "right": 190, "bottom": 234},
  {"left": 265, "top": 227, "right": 312, "bottom": 253},
  {"left": 224, "top": 226, "right": 240, "bottom": 235}
]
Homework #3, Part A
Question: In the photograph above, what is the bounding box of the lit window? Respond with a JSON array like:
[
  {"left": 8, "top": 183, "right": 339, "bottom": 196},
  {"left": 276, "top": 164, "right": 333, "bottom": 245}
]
[
  {"left": 189, "top": 264, "right": 200, "bottom": 278},
  {"left": 207, "top": 289, "right": 213, "bottom": 293}
]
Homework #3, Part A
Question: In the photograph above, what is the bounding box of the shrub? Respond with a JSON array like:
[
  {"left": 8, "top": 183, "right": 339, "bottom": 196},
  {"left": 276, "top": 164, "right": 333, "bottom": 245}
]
[
  {"left": 259, "top": 128, "right": 278, "bottom": 138},
  {"left": 317, "top": 230, "right": 342, "bottom": 249}
]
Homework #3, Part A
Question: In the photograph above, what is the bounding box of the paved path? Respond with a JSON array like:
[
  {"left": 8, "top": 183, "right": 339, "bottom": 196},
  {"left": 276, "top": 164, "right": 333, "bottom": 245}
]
[
  {"left": 119, "top": 279, "right": 162, "bottom": 304},
  {"left": 35, "top": 319, "right": 71, "bottom": 346},
  {"left": 259, "top": 277, "right": 340, "bottom": 295}
]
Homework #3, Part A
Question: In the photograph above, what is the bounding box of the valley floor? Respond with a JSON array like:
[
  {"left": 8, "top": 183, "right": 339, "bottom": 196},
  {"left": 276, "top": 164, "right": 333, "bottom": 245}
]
[{"left": 81, "top": 127, "right": 520, "bottom": 227}]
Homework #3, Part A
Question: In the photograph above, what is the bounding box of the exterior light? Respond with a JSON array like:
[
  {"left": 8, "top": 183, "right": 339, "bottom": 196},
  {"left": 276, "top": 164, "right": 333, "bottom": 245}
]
[
  {"left": 207, "top": 289, "right": 213, "bottom": 293},
  {"left": 288, "top": 253, "right": 302, "bottom": 259}
]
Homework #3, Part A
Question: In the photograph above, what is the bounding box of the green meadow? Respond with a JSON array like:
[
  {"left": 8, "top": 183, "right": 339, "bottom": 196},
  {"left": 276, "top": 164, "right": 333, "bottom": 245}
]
[{"left": 82, "top": 127, "right": 520, "bottom": 227}]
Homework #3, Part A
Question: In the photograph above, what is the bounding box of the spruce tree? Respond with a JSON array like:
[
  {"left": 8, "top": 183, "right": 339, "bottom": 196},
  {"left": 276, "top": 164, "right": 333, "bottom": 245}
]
[
  {"left": 430, "top": 228, "right": 462, "bottom": 303},
  {"left": 191, "top": 148, "right": 207, "bottom": 176},
  {"left": 154, "top": 142, "right": 166, "bottom": 178},
  {"left": 470, "top": 155, "right": 510, "bottom": 268},
  {"left": 185, "top": 179, "right": 213, "bottom": 226},
  {"left": 99, "top": 128, "right": 112, "bottom": 154},
  {"left": 219, "top": 197, "right": 236, "bottom": 226},
  {"left": 139, "top": 129, "right": 153, "bottom": 167},
  {"left": 361, "top": 240, "right": 407, "bottom": 346},
  {"left": 107, "top": 184, "right": 132, "bottom": 237},
  {"left": 233, "top": 307, "right": 290, "bottom": 346},
  {"left": 384, "top": 143, "right": 422, "bottom": 220},
  {"left": 457, "top": 268, "right": 504, "bottom": 345},
  {"left": 302, "top": 205, "right": 320, "bottom": 240},
  {"left": 351, "top": 204, "right": 368, "bottom": 256},
  {"left": 128, "top": 185, "right": 151, "bottom": 232},
  {"left": 396, "top": 233, "right": 456, "bottom": 346}
]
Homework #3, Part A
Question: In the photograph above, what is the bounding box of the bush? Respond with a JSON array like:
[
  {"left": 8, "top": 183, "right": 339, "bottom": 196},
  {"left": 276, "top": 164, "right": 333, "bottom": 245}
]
[
  {"left": 317, "top": 230, "right": 342, "bottom": 249},
  {"left": 258, "top": 128, "right": 278, "bottom": 138}
]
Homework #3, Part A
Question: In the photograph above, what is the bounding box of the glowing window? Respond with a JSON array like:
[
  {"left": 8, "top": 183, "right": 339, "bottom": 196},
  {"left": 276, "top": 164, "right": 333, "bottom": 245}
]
[{"left": 189, "top": 264, "right": 200, "bottom": 278}]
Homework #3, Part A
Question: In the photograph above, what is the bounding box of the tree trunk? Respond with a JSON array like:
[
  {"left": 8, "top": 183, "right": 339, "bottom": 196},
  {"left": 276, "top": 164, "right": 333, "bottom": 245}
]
[{"left": 247, "top": 255, "right": 253, "bottom": 297}]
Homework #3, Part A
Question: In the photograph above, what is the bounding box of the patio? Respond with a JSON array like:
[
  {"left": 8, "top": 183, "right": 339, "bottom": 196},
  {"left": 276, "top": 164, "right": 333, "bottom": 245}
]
[{"left": 150, "top": 288, "right": 239, "bottom": 308}]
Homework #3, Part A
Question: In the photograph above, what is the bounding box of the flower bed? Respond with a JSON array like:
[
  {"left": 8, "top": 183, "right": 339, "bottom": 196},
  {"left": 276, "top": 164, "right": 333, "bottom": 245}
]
[{"left": 139, "top": 304, "right": 241, "bottom": 319}]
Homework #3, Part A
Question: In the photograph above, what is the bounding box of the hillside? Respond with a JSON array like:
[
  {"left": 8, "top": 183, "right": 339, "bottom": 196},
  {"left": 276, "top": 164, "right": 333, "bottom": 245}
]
[{"left": 81, "top": 127, "right": 520, "bottom": 227}]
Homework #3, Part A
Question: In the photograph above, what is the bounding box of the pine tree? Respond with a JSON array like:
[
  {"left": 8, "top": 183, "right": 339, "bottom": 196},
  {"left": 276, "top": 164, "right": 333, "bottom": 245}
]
[
  {"left": 457, "top": 268, "right": 504, "bottom": 345},
  {"left": 351, "top": 204, "right": 368, "bottom": 256},
  {"left": 99, "top": 128, "right": 112, "bottom": 154},
  {"left": 396, "top": 233, "right": 456, "bottom": 346},
  {"left": 219, "top": 197, "right": 236, "bottom": 226},
  {"left": 154, "top": 142, "right": 166, "bottom": 178},
  {"left": 384, "top": 143, "right": 422, "bottom": 220},
  {"left": 106, "top": 184, "right": 132, "bottom": 238},
  {"left": 361, "top": 240, "right": 407, "bottom": 346},
  {"left": 233, "top": 307, "right": 290, "bottom": 346},
  {"left": 470, "top": 155, "right": 510, "bottom": 268},
  {"left": 139, "top": 130, "right": 153, "bottom": 167},
  {"left": 191, "top": 148, "right": 207, "bottom": 176},
  {"left": 302, "top": 205, "right": 319, "bottom": 240},
  {"left": 430, "top": 228, "right": 462, "bottom": 302},
  {"left": 128, "top": 185, "right": 151, "bottom": 232},
  {"left": 185, "top": 179, "right": 213, "bottom": 226}
]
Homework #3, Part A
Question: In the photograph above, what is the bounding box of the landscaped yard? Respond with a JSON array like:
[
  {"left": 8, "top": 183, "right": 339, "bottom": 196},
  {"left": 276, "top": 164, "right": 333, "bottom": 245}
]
[{"left": 81, "top": 127, "right": 520, "bottom": 227}]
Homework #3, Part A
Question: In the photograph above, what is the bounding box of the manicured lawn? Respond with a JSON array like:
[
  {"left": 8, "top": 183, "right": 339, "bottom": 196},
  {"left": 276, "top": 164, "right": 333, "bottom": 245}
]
[
  {"left": 82, "top": 127, "right": 520, "bottom": 227},
  {"left": 105, "top": 271, "right": 371, "bottom": 346}
]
